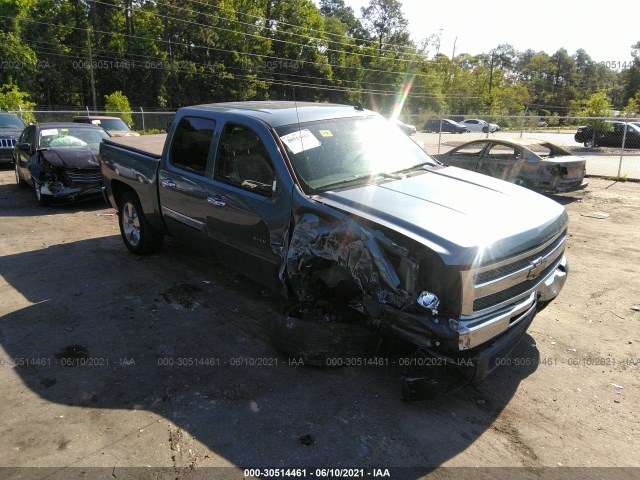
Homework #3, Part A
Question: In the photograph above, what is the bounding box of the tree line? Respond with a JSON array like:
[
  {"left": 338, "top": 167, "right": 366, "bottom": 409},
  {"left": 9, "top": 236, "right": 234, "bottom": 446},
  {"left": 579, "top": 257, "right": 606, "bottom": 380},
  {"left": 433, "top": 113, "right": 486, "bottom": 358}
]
[{"left": 1, "top": 0, "right": 639, "bottom": 121}]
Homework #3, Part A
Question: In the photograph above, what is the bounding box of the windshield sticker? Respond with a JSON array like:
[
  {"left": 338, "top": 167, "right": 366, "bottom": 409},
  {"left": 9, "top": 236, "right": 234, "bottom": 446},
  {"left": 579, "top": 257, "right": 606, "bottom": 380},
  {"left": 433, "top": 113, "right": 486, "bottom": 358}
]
[
  {"left": 40, "top": 129, "right": 58, "bottom": 136},
  {"left": 318, "top": 130, "right": 333, "bottom": 137},
  {"left": 91, "top": 120, "right": 101, "bottom": 125},
  {"left": 280, "top": 129, "right": 321, "bottom": 155}
]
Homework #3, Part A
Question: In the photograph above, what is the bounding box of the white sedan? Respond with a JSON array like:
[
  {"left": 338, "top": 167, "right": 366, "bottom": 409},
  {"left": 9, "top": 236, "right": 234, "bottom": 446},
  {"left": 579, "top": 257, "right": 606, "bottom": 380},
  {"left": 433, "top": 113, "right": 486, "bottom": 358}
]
[{"left": 461, "top": 119, "right": 499, "bottom": 133}]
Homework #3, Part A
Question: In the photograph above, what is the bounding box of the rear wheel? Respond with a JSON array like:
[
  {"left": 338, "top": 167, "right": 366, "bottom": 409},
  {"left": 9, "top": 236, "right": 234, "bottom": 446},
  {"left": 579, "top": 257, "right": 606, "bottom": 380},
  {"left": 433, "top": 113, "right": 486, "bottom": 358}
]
[
  {"left": 118, "top": 191, "right": 164, "bottom": 254},
  {"left": 15, "top": 162, "right": 27, "bottom": 188},
  {"left": 584, "top": 139, "right": 595, "bottom": 147}
]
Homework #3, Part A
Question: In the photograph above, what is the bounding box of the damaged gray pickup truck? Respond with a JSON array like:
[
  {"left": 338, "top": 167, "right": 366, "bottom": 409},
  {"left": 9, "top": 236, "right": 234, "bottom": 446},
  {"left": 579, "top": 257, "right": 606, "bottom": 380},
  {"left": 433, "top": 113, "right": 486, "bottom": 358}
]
[{"left": 100, "top": 101, "right": 569, "bottom": 382}]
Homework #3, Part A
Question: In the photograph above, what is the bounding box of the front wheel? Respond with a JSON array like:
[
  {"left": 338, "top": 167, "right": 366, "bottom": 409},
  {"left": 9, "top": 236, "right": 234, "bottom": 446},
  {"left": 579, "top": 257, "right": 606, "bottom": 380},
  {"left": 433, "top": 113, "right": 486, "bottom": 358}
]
[
  {"left": 118, "top": 191, "right": 164, "bottom": 254},
  {"left": 15, "top": 162, "right": 27, "bottom": 188},
  {"left": 270, "top": 301, "right": 382, "bottom": 366},
  {"left": 34, "top": 181, "right": 52, "bottom": 206}
]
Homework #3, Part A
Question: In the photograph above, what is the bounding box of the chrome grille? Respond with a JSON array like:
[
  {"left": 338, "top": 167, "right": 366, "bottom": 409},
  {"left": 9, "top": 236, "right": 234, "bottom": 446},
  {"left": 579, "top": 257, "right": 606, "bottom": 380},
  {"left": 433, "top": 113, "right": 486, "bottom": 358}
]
[
  {"left": 460, "top": 229, "right": 567, "bottom": 317},
  {"left": 473, "top": 261, "right": 558, "bottom": 311},
  {"left": 0, "top": 138, "right": 16, "bottom": 148},
  {"left": 475, "top": 231, "right": 566, "bottom": 284},
  {"left": 65, "top": 169, "right": 102, "bottom": 185}
]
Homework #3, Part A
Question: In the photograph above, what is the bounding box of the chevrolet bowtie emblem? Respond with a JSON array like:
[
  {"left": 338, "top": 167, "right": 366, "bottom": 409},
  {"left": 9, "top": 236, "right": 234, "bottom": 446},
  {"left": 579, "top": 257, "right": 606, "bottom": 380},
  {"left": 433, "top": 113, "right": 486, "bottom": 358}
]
[{"left": 527, "top": 257, "right": 547, "bottom": 279}]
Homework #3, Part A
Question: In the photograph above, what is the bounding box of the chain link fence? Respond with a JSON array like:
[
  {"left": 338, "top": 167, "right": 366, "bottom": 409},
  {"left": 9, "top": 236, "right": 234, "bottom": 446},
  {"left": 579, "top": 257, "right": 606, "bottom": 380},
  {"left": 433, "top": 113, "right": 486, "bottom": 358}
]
[
  {"left": 405, "top": 114, "right": 640, "bottom": 180},
  {"left": 7, "top": 109, "right": 640, "bottom": 180},
  {"left": 10, "top": 109, "right": 176, "bottom": 133}
]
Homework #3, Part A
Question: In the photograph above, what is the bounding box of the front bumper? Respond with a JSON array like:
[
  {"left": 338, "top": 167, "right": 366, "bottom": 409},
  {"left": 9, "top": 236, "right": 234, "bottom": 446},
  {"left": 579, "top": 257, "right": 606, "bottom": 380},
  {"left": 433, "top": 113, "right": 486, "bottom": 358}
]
[
  {"left": 540, "top": 180, "right": 588, "bottom": 194},
  {"left": 381, "top": 255, "right": 568, "bottom": 381},
  {"left": 40, "top": 183, "right": 103, "bottom": 203},
  {"left": 0, "top": 150, "right": 14, "bottom": 164}
]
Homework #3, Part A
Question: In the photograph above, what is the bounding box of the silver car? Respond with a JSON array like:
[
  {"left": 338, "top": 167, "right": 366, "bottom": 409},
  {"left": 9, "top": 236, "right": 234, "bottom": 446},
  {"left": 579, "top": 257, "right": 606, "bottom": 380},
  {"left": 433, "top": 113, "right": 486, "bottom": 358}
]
[{"left": 434, "top": 138, "right": 587, "bottom": 193}]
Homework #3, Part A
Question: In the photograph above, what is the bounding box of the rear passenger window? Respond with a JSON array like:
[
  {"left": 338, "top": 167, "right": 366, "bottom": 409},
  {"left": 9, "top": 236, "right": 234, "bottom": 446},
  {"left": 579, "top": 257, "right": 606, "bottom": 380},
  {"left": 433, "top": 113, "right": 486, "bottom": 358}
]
[
  {"left": 169, "top": 117, "right": 216, "bottom": 175},
  {"left": 453, "top": 142, "right": 485, "bottom": 156},
  {"left": 215, "top": 125, "right": 275, "bottom": 195},
  {"left": 486, "top": 144, "right": 521, "bottom": 159}
]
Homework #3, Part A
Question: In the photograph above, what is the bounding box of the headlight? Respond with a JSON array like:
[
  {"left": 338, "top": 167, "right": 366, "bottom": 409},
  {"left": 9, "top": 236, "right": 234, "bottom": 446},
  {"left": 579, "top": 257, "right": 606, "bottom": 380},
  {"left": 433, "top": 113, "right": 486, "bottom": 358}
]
[{"left": 416, "top": 291, "right": 440, "bottom": 315}]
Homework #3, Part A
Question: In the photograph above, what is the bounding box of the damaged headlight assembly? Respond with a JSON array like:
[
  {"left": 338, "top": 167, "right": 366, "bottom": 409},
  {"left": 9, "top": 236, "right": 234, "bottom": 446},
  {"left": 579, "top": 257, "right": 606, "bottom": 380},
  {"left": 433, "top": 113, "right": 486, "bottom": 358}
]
[{"left": 416, "top": 291, "right": 440, "bottom": 315}]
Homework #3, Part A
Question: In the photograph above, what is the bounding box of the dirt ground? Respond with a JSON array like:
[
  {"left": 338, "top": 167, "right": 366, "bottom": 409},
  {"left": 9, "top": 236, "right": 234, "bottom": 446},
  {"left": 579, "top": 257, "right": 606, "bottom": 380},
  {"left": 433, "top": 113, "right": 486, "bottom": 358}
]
[{"left": 0, "top": 168, "right": 639, "bottom": 480}]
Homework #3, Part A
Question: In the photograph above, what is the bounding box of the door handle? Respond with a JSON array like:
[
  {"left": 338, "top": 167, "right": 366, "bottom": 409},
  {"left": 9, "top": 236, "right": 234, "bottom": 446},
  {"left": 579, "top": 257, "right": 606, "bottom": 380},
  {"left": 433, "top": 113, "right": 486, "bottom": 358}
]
[
  {"left": 207, "top": 195, "right": 226, "bottom": 207},
  {"left": 161, "top": 178, "right": 176, "bottom": 188}
]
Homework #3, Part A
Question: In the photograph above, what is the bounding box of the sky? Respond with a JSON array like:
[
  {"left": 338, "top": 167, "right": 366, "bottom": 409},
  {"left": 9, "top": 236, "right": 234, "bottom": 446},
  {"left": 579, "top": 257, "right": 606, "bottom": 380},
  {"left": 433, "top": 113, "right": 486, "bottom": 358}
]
[{"left": 341, "top": 0, "right": 639, "bottom": 65}]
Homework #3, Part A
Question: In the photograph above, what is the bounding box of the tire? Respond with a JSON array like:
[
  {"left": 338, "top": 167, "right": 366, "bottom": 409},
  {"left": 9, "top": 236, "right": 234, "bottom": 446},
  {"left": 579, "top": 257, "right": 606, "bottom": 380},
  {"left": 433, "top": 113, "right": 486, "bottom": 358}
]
[
  {"left": 584, "top": 140, "right": 594, "bottom": 147},
  {"left": 482, "top": 126, "right": 489, "bottom": 133},
  {"left": 118, "top": 191, "right": 164, "bottom": 254},
  {"left": 270, "top": 301, "right": 383, "bottom": 366},
  {"left": 15, "top": 162, "right": 27, "bottom": 188},
  {"left": 34, "top": 181, "right": 52, "bottom": 206}
]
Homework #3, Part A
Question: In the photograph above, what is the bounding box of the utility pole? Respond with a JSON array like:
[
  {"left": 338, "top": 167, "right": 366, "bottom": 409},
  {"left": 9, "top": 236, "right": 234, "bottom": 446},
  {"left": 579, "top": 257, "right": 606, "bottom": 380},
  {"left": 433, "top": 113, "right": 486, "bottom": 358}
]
[
  {"left": 488, "top": 53, "right": 495, "bottom": 93},
  {"left": 87, "top": 29, "right": 97, "bottom": 112}
]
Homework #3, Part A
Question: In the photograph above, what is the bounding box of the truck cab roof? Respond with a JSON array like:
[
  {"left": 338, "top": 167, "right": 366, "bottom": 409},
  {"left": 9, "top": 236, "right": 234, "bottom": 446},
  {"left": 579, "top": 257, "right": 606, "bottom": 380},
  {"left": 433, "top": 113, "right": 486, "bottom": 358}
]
[{"left": 185, "top": 101, "right": 371, "bottom": 128}]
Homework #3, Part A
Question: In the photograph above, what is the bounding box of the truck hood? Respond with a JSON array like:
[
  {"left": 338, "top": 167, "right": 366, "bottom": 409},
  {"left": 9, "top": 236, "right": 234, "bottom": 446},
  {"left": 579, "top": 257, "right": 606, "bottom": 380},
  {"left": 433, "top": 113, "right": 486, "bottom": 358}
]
[{"left": 315, "top": 165, "right": 568, "bottom": 267}]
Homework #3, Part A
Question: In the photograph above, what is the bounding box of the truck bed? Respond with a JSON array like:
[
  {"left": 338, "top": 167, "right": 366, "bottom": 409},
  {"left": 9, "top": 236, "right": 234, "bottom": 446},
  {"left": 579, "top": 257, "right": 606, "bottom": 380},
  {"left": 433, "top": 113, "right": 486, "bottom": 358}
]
[{"left": 103, "top": 134, "right": 167, "bottom": 159}]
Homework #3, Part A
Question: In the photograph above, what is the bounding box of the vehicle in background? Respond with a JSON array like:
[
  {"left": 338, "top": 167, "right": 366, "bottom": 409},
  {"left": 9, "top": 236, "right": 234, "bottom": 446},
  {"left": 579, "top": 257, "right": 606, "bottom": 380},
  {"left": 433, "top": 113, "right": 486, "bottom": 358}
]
[
  {"left": 0, "top": 112, "right": 27, "bottom": 165},
  {"left": 574, "top": 121, "right": 640, "bottom": 148},
  {"left": 72, "top": 115, "right": 140, "bottom": 137},
  {"left": 434, "top": 138, "right": 587, "bottom": 193},
  {"left": 423, "top": 118, "right": 468, "bottom": 133},
  {"left": 461, "top": 119, "right": 499, "bottom": 133},
  {"left": 100, "top": 101, "right": 570, "bottom": 383},
  {"left": 14, "top": 123, "right": 110, "bottom": 205},
  {"left": 387, "top": 117, "right": 417, "bottom": 136}
]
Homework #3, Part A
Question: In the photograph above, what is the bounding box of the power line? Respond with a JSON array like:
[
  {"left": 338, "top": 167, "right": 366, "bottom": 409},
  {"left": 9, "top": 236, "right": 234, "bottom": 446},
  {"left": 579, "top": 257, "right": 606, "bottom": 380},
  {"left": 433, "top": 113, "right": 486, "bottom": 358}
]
[
  {"left": 169, "top": 0, "right": 423, "bottom": 57},
  {"left": 91, "top": 0, "right": 427, "bottom": 65},
  {"left": 28, "top": 46, "right": 458, "bottom": 98},
  {"left": 27, "top": 39, "right": 441, "bottom": 93},
  {"left": 11, "top": 14, "right": 443, "bottom": 81}
]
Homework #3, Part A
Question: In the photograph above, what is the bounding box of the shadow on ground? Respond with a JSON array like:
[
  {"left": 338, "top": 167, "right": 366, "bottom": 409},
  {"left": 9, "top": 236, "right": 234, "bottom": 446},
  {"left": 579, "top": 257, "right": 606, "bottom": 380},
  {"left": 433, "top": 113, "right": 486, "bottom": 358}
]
[{"left": 0, "top": 234, "right": 540, "bottom": 477}]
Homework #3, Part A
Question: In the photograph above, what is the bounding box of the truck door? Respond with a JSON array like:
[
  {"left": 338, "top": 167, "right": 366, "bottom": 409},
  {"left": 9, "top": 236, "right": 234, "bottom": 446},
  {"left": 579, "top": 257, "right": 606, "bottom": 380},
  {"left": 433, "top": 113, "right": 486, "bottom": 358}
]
[
  {"left": 158, "top": 116, "right": 218, "bottom": 250},
  {"left": 205, "top": 123, "right": 292, "bottom": 291}
]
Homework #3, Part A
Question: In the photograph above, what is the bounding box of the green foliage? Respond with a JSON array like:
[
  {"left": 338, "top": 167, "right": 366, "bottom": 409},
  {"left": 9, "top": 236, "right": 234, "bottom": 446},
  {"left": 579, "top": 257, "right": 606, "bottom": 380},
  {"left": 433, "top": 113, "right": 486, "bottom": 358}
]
[
  {"left": 579, "top": 92, "right": 613, "bottom": 131},
  {"left": 0, "top": 0, "right": 637, "bottom": 121},
  {"left": 104, "top": 91, "right": 133, "bottom": 126},
  {"left": 0, "top": 84, "right": 36, "bottom": 122}
]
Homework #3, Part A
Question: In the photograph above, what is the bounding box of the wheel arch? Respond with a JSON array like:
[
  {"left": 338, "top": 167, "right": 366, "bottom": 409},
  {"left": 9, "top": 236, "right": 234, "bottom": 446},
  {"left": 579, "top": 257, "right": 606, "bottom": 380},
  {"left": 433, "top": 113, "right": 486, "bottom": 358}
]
[{"left": 109, "top": 178, "right": 167, "bottom": 234}]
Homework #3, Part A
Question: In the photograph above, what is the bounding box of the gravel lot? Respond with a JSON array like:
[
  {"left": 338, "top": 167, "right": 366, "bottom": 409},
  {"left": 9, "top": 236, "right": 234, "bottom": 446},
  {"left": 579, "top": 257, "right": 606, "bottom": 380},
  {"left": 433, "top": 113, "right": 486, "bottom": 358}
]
[{"left": 0, "top": 167, "right": 638, "bottom": 480}]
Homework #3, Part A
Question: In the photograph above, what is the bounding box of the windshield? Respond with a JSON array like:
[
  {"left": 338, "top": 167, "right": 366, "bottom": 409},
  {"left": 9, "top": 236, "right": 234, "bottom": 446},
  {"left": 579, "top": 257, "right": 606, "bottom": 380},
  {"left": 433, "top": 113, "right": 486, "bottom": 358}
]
[
  {"left": 92, "top": 118, "right": 130, "bottom": 130},
  {"left": 39, "top": 127, "right": 109, "bottom": 148},
  {"left": 0, "top": 115, "right": 26, "bottom": 129},
  {"left": 275, "top": 115, "right": 437, "bottom": 192}
]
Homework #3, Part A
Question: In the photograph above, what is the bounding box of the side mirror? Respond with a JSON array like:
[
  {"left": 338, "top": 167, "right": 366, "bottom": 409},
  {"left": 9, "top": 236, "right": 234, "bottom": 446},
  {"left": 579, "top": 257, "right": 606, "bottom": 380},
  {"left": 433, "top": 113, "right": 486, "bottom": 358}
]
[{"left": 18, "top": 142, "right": 31, "bottom": 152}]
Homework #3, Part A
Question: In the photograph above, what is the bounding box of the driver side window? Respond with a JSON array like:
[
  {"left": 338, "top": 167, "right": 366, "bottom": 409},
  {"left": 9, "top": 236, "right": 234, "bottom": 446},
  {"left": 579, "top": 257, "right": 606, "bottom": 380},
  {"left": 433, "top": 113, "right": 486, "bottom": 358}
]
[{"left": 214, "top": 125, "right": 275, "bottom": 195}]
